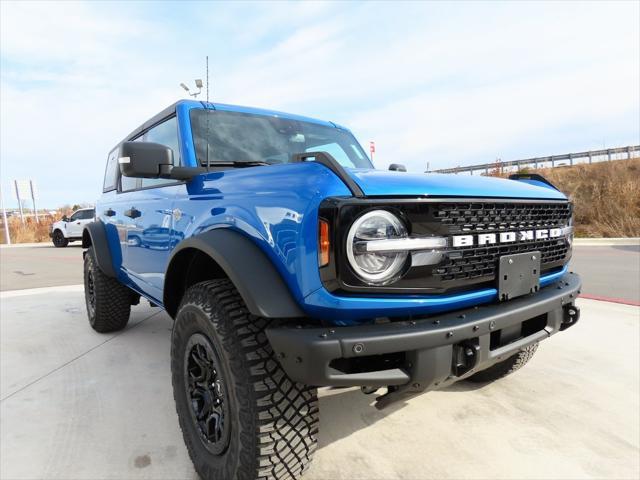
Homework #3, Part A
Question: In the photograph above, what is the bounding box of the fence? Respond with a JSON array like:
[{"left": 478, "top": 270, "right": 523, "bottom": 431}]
[{"left": 427, "top": 145, "right": 640, "bottom": 175}]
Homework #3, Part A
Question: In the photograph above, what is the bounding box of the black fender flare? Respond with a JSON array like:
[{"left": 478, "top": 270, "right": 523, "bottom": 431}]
[
  {"left": 164, "top": 229, "right": 304, "bottom": 319},
  {"left": 82, "top": 221, "right": 117, "bottom": 278}
]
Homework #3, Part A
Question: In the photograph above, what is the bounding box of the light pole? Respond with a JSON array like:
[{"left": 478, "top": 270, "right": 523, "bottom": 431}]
[
  {"left": 1, "top": 185, "right": 11, "bottom": 244},
  {"left": 180, "top": 79, "right": 203, "bottom": 98}
]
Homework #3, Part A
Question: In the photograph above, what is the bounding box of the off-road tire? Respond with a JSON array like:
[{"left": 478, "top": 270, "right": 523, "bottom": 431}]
[
  {"left": 467, "top": 343, "right": 539, "bottom": 383},
  {"left": 52, "top": 230, "right": 68, "bottom": 248},
  {"left": 83, "top": 247, "right": 131, "bottom": 333},
  {"left": 171, "top": 279, "right": 318, "bottom": 480}
]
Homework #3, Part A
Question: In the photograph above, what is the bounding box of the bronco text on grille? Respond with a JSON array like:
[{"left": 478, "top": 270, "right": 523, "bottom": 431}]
[{"left": 433, "top": 201, "right": 572, "bottom": 286}]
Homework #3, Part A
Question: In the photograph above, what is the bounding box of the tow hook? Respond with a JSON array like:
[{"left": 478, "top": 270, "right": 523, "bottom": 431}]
[
  {"left": 361, "top": 386, "right": 378, "bottom": 395},
  {"left": 561, "top": 304, "right": 580, "bottom": 331},
  {"left": 453, "top": 342, "right": 480, "bottom": 377}
]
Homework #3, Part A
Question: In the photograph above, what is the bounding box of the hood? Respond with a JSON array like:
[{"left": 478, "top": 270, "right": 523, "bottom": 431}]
[{"left": 346, "top": 169, "right": 567, "bottom": 200}]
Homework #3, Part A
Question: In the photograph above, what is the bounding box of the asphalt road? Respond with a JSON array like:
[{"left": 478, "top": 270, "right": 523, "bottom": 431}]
[
  {"left": 0, "top": 242, "right": 84, "bottom": 291},
  {"left": 1, "top": 242, "right": 638, "bottom": 304},
  {"left": 570, "top": 245, "right": 640, "bottom": 304},
  {"left": 1, "top": 289, "right": 638, "bottom": 479}
]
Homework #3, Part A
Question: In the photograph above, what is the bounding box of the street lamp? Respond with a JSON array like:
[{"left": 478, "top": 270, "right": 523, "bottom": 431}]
[{"left": 180, "top": 79, "right": 203, "bottom": 98}]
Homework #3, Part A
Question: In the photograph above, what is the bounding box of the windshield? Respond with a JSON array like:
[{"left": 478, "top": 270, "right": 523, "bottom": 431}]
[{"left": 190, "top": 109, "right": 372, "bottom": 169}]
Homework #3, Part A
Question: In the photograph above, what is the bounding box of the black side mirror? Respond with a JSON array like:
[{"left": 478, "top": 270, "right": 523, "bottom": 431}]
[
  {"left": 119, "top": 142, "right": 174, "bottom": 178},
  {"left": 118, "top": 141, "right": 207, "bottom": 181},
  {"left": 62, "top": 215, "right": 69, "bottom": 222},
  {"left": 389, "top": 163, "right": 407, "bottom": 172}
]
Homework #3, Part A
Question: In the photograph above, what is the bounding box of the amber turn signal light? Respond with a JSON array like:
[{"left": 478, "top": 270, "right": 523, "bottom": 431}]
[{"left": 318, "top": 219, "right": 330, "bottom": 267}]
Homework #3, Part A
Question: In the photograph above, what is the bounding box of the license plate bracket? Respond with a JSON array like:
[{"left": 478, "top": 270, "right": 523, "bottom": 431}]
[{"left": 498, "top": 251, "right": 541, "bottom": 301}]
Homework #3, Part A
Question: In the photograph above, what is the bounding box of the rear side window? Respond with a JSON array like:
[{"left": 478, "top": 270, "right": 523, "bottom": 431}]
[{"left": 103, "top": 148, "right": 119, "bottom": 192}]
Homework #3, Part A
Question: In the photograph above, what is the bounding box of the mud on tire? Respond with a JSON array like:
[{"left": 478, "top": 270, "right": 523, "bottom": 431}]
[
  {"left": 171, "top": 279, "right": 318, "bottom": 480},
  {"left": 83, "top": 247, "right": 131, "bottom": 333},
  {"left": 467, "top": 343, "right": 539, "bottom": 383}
]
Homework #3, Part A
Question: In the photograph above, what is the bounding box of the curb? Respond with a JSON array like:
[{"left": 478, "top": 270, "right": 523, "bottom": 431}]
[
  {"left": 0, "top": 284, "right": 84, "bottom": 298},
  {"left": 0, "top": 241, "right": 81, "bottom": 249},
  {"left": 573, "top": 238, "right": 639, "bottom": 246},
  {"left": 579, "top": 293, "right": 640, "bottom": 307}
]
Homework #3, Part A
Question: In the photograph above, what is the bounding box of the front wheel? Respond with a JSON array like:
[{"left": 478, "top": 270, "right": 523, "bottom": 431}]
[
  {"left": 171, "top": 280, "right": 318, "bottom": 480},
  {"left": 52, "top": 230, "right": 68, "bottom": 248}
]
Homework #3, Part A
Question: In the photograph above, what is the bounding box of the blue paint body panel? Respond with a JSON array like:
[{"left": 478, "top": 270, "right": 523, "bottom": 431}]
[
  {"left": 347, "top": 169, "right": 567, "bottom": 199},
  {"left": 304, "top": 265, "right": 568, "bottom": 325},
  {"left": 96, "top": 100, "right": 571, "bottom": 326}
]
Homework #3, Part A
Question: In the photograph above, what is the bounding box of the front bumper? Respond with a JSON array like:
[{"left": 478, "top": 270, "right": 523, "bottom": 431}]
[{"left": 267, "top": 272, "right": 581, "bottom": 408}]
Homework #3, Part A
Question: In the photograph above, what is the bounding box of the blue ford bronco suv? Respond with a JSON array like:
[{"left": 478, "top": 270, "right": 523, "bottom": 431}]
[{"left": 83, "top": 99, "right": 581, "bottom": 479}]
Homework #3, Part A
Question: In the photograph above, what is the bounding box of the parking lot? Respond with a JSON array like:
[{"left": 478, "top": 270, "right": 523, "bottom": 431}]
[{"left": 1, "top": 242, "right": 639, "bottom": 479}]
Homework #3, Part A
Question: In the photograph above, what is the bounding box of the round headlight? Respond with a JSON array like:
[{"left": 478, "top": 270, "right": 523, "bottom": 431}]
[{"left": 346, "top": 210, "right": 408, "bottom": 285}]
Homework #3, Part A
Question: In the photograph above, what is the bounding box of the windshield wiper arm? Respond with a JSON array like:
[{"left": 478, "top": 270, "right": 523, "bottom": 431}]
[{"left": 207, "top": 161, "right": 271, "bottom": 168}]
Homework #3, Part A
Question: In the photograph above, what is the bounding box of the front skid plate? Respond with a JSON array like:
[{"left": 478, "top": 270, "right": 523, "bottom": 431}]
[{"left": 266, "top": 272, "right": 581, "bottom": 406}]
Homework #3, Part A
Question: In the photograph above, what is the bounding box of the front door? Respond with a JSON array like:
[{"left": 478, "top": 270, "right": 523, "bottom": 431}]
[
  {"left": 66, "top": 209, "right": 94, "bottom": 238},
  {"left": 119, "top": 115, "right": 183, "bottom": 302},
  {"left": 122, "top": 185, "right": 179, "bottom": 300}
]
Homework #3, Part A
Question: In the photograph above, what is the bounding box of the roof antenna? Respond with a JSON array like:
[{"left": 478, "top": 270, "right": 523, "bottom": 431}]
[{"left": 206, "top": 55, "right": 211, "bottom": 171}]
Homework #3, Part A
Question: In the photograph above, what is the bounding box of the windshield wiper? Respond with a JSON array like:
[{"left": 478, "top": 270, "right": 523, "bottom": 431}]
[{"left": 206, "top": 161, "right": 272, "bottom": 168}]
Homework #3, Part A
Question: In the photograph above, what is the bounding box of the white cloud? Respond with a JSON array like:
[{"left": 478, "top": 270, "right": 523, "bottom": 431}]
[{"left": 1, "top": 0, "right": 638, "bottom": 207}]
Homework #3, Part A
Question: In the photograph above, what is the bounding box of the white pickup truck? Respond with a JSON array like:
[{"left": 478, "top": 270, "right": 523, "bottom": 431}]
[{"left": 50, "top": 208, "right": 95, "bottom": 247}]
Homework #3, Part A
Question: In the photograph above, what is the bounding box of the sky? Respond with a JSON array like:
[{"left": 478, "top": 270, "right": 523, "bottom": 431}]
[{"left": 1, "top": 0, "right": 639, "bottom": 208}]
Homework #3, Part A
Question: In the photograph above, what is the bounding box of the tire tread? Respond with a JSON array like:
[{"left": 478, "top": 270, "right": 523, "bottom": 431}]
[
  {"left": 173, "top": 280, "right": 318, "bottom": 480},
  {"left": 84, "top": 247, "right": 130, "bottom": 333},
  {"left": 467, "top": 343, "right": 539, "bottom": 383}
]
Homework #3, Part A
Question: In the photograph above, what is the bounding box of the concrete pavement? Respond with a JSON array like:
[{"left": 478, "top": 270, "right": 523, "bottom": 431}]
[{"left": 1, "top": 287, "right": 638, "bottom": 479}]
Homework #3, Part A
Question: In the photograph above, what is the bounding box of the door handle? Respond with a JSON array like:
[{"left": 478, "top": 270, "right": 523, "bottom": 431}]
[
  {"left": 124, "top": 207, "right": 141, "bottom": 219},
  {"left": 104, "top": 208, "right": 116, "bottom": 217}
]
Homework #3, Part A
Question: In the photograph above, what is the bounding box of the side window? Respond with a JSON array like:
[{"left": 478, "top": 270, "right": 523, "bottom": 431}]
[
  {"left": 120, "top": 171, "right": 139, "bottom": 192},
  {"left": 103, "top": 149, "right": 119, "bottom": 192},
  {"left": 69, "top": 211, "right": 81, "bottom": 222},
  {"left": 140, "top": 116, "right": 181, "bottom": 189},
  {"left": 78, "top": 210, "right": 94, "bottom": 220}
]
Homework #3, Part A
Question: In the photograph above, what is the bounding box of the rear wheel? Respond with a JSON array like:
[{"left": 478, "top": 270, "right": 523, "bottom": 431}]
[
  {"left": 467, "top": 343, "right": 539, "bottom": 383},
  {"left": 52, "top": 230, "right": 68, "bottom": 248},
  {"left": 171, "top": 279, "right": 318, "bottom": 480},
  {"left": 83, "top": 247, "right": 131, "bottom": 333}
]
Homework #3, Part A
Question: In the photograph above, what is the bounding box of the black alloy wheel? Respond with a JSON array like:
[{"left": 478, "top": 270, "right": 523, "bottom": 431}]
[
  {"left": 52, "top": 230, "right": 68, "bottom": 247},
  {"left": 86, "top": 267, "right": 96, "bottom": 320},
  {"left": 183, "top": 332, "right": 231, "bottom": 455}
]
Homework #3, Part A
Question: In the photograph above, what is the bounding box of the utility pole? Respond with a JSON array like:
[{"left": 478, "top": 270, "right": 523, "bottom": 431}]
[
  {"left": 30, "top": 180, "right": 39, "bottom": 224},
  {"left": 1, "top": 185, "right": 11, "bottom": 244},
  {"left": 14, "top": 180, "right": 25, "bottom": 225}
]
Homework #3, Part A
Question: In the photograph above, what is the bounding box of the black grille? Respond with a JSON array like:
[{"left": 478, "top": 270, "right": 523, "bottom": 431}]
[
  {"left": 434, "top": 238, "right": 570, "bottom": 281},
  {"left": 319, "top": 198, "right": 573, "bottom": 296},
  {"left": 434, "top": 202, "right": 572, "bottom": 232},
  {"left": 432, "top": 202, "right": 572, "bottom": 282}
]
